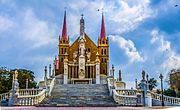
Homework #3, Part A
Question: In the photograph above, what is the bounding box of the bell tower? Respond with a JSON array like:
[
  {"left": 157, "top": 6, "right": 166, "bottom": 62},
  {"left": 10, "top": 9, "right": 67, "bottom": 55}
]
[
  {"left": 58, "top": 10, "right": 70, "bottom": 75},
  {"left": 98, "top": 12, "right": 109, "bottom": 76}
]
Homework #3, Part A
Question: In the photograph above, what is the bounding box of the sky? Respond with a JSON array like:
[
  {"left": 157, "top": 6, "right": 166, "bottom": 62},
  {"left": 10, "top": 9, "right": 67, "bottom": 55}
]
[{"left": 0, "top": 0, "right": 180, "bottom": 89}]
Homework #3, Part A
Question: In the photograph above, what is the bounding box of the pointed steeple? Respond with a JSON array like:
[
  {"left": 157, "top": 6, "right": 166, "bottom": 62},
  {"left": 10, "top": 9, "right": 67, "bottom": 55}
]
[
  {"left": 80, "top": 14, "right": 85, "bottom": 36},
  {"left": 61, "top": 10, "right": 67, "bottom": 40},
  {"left": 100, "top": 12, "right": 106, "bottom": 39}
]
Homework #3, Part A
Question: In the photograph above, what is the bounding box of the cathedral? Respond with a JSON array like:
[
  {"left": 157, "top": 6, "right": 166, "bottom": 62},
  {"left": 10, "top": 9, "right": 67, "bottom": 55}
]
[{"left": 54, "top": 11, "right": 109, "bottom": 84}]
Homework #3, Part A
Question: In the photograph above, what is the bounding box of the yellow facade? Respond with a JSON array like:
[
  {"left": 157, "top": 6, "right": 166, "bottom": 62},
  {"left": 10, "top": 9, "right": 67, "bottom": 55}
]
[{"left": 56, "top": 33, "right": 109, "bottom": 79}]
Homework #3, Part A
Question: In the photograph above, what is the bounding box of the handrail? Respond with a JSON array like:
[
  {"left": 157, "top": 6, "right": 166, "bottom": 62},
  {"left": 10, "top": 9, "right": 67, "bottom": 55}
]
[
  {"left": 48, "top": 77, "right": 56, "bottom": 96},
  {"left": 0, "top": 92, "right": 10, "bottom": 101},
  {"left": 18, "top": 89, "right": 43, "bottom": 96},
  {"left": 17, "top": 89, "right": 46, "bottom": 106},
  {"left": 149, "top": 91, "right": 180, "bottom": 105},
  {"left": 113, "top": 89, "right": 138, "bottom": 106}
]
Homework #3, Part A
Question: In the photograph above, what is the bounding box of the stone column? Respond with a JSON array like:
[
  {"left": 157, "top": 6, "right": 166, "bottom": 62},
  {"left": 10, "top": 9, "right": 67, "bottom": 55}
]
[
  {"left": 44, "top": 66, "right": 47, "bottom": 87},
  {"left": 72, "top": 66, "right": 74, "bottom": 78},
  {"left": 95, "top": 52, "right": 100, "bottom": 84},
  {"left": 8, "top": 70, "right": 19, "bottom": 106},
  {"left": 64, "top": 58, "right": 68, "bottom": 84},
  {"left": 49, "top": 64, "right": 51, "bottom": 78},
  {"left": 75, "top": 66, "right": 77, "bottom": 78},
  {"left": 139, "top": 70, "right": 149, "bottom": 106},
  {"left": 107, "top": 60, "right": 109, "bottom": 76}
]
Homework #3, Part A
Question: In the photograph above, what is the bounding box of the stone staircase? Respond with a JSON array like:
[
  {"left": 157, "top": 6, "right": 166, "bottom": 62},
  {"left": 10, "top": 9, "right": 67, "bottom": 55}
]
[{"left": 39, "top": 84, "right": 117, "bottom": 107}]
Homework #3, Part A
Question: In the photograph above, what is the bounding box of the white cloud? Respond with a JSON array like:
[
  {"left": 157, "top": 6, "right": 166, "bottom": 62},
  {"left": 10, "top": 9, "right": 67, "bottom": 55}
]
[
  {"left": 19, "top": 9, "right": 57, "bottom": 48},
  {"left": 107, "top": 0, "right": 154, "bottom": 34},
  {"left": 110, "top": 35, "right": 145, "bottom": 63},
  {"left": 0, "top": 16, "right": 13, "bottom": 33},
  {"left": 64, "top": 0, "right": 154, "bottom": 38},
  {"left": 151, "top": 30, "right": 171, "bottom": 52},
  {"left": 150, "top": 29, "right": 180, "bottom": 72}
]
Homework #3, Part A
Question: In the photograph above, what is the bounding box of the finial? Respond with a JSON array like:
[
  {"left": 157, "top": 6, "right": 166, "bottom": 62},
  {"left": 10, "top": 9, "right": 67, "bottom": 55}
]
[
  {"left": 119, "top": 69, "right": 122, "bottom": 81},
  {"left": 135, "top": 79, "right": 138, "bottom": 89},
  {"left": 81, "top": 14, "right": 84, "bottom": 18}
]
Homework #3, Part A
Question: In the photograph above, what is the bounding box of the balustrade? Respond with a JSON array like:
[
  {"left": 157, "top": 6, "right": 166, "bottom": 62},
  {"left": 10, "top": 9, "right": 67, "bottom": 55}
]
[
  {"left": 0, "top": 92, "right": 10, "bottom": 101},
  {"left": 150, "top": 92, "right": 180, "bottom": 105},
  {"left": 113, "top": 89, "right": 138, "bottom": 106},
  {"left": 18, "top": 89, "right": 43, "bottom": 96},
  {"left": 17, "top": 89, "right": 46, "bottom": 106}
]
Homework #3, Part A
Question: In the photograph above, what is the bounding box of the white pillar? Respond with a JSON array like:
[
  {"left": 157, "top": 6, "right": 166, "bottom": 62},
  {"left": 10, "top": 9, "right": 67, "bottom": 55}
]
[
  {"left": 64, "top": 59, "right": 68, "bottom": 84},
  {"left": 147, "top": 92, "right": 152, "bottom": 107},
  {"left": 96, "top": 62, "right": 100, "bottom": 84}
]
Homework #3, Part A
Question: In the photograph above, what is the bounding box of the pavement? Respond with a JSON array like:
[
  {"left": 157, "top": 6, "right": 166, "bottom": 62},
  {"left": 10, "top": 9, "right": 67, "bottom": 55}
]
[{"left": 1, "top": 107, "right": 180, "bottom": 110}]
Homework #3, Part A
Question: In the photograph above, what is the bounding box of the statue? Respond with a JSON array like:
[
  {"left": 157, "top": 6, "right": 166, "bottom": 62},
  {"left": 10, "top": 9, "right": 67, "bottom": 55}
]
[
  {"left": 73, "top": 51, "right": 78, "bottom": 62},
  {"left": 79, "top": 38, "right": 86, "bottom": 56},
  {"left": 142, "top": 70, "right": 145, "bottom": 81},
  {"left": 13, "top": 70, "right": 19, "bottom": 90},
  {"left": 86, "top": 51, "right": 91, "bottom": 62},
  {"left": 79, "top": 69, "right": 85, "bottom": 79}
]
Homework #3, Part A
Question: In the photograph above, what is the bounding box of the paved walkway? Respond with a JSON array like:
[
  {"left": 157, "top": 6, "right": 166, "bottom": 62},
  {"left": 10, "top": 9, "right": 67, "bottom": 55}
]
[{"left": 1, "top": 107, "right": 180, "bottom": 110}]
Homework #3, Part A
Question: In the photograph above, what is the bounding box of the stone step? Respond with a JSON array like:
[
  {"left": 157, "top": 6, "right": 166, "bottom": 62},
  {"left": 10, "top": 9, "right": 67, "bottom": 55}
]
[
  {"left": 40, "top": 96, "right": 117, "bottom": 107},
  {"left": 39, "top": 83, "right": 117, "bottom": 107}
]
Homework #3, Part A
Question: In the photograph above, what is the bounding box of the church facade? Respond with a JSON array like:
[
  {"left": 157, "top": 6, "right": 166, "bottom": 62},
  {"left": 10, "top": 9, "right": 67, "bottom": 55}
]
[{"left": 54, "top": 11, "right": 109, "bottom": 84}]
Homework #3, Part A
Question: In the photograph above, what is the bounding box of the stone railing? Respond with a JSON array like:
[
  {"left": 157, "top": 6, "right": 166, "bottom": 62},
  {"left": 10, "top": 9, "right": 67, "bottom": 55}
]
[
  {"left": 17, "top": 89, "right": 46, "bottom": 106},
  {"left": 18, "top": 89, "right": 43, "bottom": 96},
  {"left": 0, "top": 92, "right": 10, "bottom": 101},
  {"left": 116, "top": 89, "right": 139, "bottom": 96},
  {"left": 0, "top": 88, "right": 46, "bottom": 106},
  {"left": 113, "top": 89, "right": 138, "bottom": 106},
  {"left": 150, "top": 91, "right": 180, "bottom": 105},
  {"left": 107, "top": 77, "right": 143, "bottom": 106},
  {"left": 48, "top": 77, "right": 56, "bottom": 96}
]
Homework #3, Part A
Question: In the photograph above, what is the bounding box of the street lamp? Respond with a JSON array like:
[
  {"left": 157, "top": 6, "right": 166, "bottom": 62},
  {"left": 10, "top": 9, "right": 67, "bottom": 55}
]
[{"left": 159, "top": 73, "right": 164, "bottom": 106}]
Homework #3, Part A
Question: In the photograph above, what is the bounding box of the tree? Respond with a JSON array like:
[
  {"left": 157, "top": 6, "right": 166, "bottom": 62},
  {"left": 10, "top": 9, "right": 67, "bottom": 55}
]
[
  {"left": 164, "top": 89, "right": 176, "bottom": 97},
  {"left": 177, "top": 91, "right": 180, "bottom": 98},
  {"left": 148, "top": 78, "right": 158, "bottom": 91},
  {"left": 0, "top": 67, "right": 37, "bottom": 94}
]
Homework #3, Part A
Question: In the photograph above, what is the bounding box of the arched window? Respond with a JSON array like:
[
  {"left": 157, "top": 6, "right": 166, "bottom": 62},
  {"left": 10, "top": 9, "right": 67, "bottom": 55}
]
[
  {"left": 101, "top": 58, "right": 103, "bottom": 63},
  {"left": 104, "top": 58, "right": 106, "bottom": 63},
  {"left": 101, "top": 49, "right": 103, "bottom": 55},
  {"left": 104, "top": 49, "right": 106, "bottom": 55},
  {"left": 61, "top": 48, "right": 63, "bottom": 54},
  {"left": 65, "top": 48, "right": 66, "bottom": 53},
  {"left": 61, "top": 58, "right": 63, "bottom": 62}
]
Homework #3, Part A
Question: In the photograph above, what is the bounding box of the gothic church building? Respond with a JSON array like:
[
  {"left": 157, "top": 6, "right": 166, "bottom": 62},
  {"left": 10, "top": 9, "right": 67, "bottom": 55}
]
[{"left": 54, "top": 11, "right": 109, "bottom": 84}]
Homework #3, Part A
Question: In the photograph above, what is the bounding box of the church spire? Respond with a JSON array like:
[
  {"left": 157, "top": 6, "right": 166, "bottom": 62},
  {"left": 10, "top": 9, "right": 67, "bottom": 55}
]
[
  {"left": 80, "top": 14, "right": 85, "bottom": 36},
  {"left": 100, "top": 12, "right": 106, "bottom": 39},
  {"left": 61, "top": 10, "right": 67, "bottom": 40}
]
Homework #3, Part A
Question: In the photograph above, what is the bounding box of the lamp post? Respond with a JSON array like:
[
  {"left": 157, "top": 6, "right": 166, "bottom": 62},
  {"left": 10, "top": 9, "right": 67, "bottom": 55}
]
[
  {"left": 159, "top": 73, "right": 164, "bottom": 106},
  {"left": 112, "top": 64, "right": 115, "bottom": 88}
]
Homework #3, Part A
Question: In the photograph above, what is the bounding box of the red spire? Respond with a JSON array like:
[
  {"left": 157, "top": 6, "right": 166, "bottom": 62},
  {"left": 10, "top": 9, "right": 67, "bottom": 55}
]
[
  {"left": 61, "top": 10, "right": 67, "bottom": 40},
  {"left": 100, "top": 13, "right": 106, "bottom": 39}
]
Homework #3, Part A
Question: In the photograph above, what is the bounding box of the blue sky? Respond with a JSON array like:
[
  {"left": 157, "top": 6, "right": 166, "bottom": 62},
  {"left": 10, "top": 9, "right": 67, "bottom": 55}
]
[{"left": 0, "top": 0, "right": 180, "bottom": 89}]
